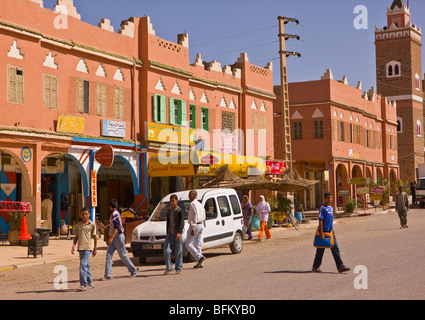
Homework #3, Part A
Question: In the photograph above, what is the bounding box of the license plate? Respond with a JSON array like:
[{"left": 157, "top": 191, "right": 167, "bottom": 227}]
[{"left": 143, "top": 244, "right": 162, "bottom": 250}]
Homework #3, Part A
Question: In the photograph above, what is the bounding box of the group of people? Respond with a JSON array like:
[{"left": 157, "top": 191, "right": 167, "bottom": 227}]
[{"left": 72, "top": 185, "right": 416, "bottom": 291}]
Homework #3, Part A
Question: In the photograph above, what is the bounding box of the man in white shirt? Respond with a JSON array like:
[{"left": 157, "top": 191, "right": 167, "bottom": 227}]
[{"left": 186, "top": 190, "right": 206, "bottom": 268}]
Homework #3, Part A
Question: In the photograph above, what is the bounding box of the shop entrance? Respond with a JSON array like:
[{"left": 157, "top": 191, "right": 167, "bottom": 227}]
[
  {"left": 41, "top": 154, "right": 88, "bottom": 235},
  {"left": 0, "top": 149, "right": 32, "bottom": 234},
  {"left": 97, "top": 156, "right": 137, "bottom": 222}
]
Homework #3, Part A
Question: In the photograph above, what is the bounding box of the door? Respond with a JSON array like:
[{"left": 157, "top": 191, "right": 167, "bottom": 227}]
[
  {"left": 215, "top": 195, "right": 235, "bottom": 245},
  {"left": 202, "top": 197, "right": 220, "bottom": 248}
]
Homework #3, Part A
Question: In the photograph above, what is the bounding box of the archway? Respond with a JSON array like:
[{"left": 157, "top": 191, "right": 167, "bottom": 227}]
[
  {"left": 335, "top": 163, "right": 349, "bottom": 208},
  {"left": 0, "top": 149, "right": 32, "bottom": 234},
  {"left": 352, "top": 165, "right": 362, "bottom": 178},
  {"left": 376, "top": 167, "right": 383, "bottom": 183},
  {"left": 41, "top": 153, "right": 88, "bottom": 235},
  {"left": 97, "top": 155, "right": 138, "bottom": 222}
]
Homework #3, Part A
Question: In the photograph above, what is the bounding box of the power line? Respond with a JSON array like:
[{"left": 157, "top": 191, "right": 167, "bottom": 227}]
[
  {"left": 191, "top": 24, "right": 278, "bottom": 48},
  {"left": 203, "top": 40, "right": 279, "bottom": 60}
]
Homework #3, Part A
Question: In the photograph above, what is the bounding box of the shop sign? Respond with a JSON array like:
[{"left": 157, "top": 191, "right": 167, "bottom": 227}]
[
  {"left": 20, "top": 147, "right": 32, "bottom": 163},
  {"left": 95, "top": 145, "right": 114, "bottom": 168},
  {"left": 56, "top": 115, "right": 85, "bottom": 134},
  {"left": 356, "top": 187, "right": 370, "bottom": 195},
  {"left": 265, "top": 161, "right": 286, "bottom": 175},
  {"left": 220, "top": 133, "right": 240, "bottom": 155},
  {"left": 195, "top": 151, "right": 266, "bottom": 178},
  {"left": 102, "top": 120, "right": 126, "bottom": 138},
  {"left": 348, "top": 177, "right": 371, "bottom": 185},
  {"left": 91, "top": 170, "right": 97, "bottom": 207},
  {"left": 370, "top": 187, "right": 383, "bottom": 201},
  {"left": 337, "top": 190, "right": 350, "bottom": 197},
  {"left": 148, "top": 152, "right": 195, "bottom": 177},
  {"left": 146, "top": 122, "right": 195, "bottom": 146}
]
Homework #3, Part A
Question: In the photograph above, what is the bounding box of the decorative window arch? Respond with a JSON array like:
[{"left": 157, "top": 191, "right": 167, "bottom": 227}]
[
  {"left": 415, "top": 73, "right": 421, "bottom": 91},
  {"left": 386, "top": 61, "right": 401, "bottom": 78},
  {"left": 417, "top": 120, "right": 422, "bottom": 137}
]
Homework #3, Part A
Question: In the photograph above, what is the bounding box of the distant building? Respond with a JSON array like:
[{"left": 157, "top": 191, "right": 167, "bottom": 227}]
[
  {"left": 375, "top": 0, "right": 424, "bottom": 183},
  {"left": 274, "top": 70, "right": 399, "bottom": 210}
]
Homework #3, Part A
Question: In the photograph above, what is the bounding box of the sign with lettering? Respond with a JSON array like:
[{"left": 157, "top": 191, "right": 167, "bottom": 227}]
[
  {"left": 57, "top": 115, "right": 85, "bottom": 134},
  {"left": 102, "top": 120, "right": 126, "bottom": 138},
  {"left": 95, "top": 145, "right": 114, "bottom": 168},
  {"left": 91, "top": 170, "right": 97, "bottom": 207}
]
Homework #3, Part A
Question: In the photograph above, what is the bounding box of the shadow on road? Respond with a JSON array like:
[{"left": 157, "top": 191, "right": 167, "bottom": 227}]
[{"left": 264, "top": 270, "right": 337, "bottom": 275}]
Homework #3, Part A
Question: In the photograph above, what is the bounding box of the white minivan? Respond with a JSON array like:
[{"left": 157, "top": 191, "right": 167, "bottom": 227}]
[{"left": 131, "top": 188, "right": 244, "bottom": 263}]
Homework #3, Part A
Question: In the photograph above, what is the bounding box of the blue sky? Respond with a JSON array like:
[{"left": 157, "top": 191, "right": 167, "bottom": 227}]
[{"left": 43, "top": 0, "right": 425, "bottom": 91}]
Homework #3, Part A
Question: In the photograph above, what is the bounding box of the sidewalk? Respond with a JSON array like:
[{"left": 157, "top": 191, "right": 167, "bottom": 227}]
[{"left": 0, "top": 204, "right": 398, "bottom": 271}]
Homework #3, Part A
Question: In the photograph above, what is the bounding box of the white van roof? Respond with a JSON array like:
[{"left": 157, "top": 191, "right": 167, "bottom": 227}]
[{"left": 160, "top": 188, "right": 237, "bottom": 202}]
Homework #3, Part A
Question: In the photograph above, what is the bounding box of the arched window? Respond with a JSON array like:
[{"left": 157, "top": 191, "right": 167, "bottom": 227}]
[
  {"left": 417, "top": 120, "right": 422, "bottom": 137},
  {"left": 386, "top": 61, "right": 401, "bottom": 78},
  {"left": 394, "top": 64, "right": 399, "bottom": 75},
  {"left": 397, "top": 117, "right": 403, "bottom": 133},
  {"left": 415, "top": 74, "right": 421, "bottom": 91}
]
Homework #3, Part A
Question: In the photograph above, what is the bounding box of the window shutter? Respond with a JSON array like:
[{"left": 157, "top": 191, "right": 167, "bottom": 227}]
[
  {"left": 51, "top": 76, "right": 58, "bottom": 109},
  {"left": 113, "top": 87, "right": 119, "bottom": 119},
  {"left": 96, "top": 83, "right": 102, "bottom": 116},
  {"left": 44, "top": 74, "right": 51, "bottom": 108},
  {"left": 16, "top": 69, "right": 24, "bottom": 104},
  {"left": 160, "top": 95, "right": 166, "bottom": 123},
  {"left": 169, "top": 98, "right": 175, "bottom": 125},
  {"left": 76, "top": 78, "right": 84, "bottom": 113},
  {"left": 205, "top": 108, "right": 209, "bottom": 132},
  {"left": 8, "top": 66, "right": 16, "bottom": 103},
  {"left": 118, "top": 87, "right": 125, "bottom": 120},
  {"left": 190, "top": 104, "right": 196, "bottom": 129},
  {"left": 181, "top": 100, "right": 187, "bottom": 126},
  {"left": 153, "top": 95, "right": 159, "bottom": 122}
]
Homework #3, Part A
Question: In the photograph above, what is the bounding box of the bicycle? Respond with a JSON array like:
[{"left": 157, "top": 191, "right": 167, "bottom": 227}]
[
  {"left": 95, "top": 213, "right": 105, "bottom": 236},
  {"left": 284, "top": 210, "right": 300, "bottom": 230}
]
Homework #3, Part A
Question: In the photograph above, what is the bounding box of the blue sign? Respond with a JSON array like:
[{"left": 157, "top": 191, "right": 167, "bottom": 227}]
[
  {"left": 102, "top": 120, "right": 126, "bottom": 138},
  {"left": 21, "top": 147, "right": 32, "bottom": 163}
]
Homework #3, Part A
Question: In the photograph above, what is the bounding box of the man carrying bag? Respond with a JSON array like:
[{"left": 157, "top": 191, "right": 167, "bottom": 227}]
[{"left": 312, "top": 192, "right": 350, "bottom": 273}]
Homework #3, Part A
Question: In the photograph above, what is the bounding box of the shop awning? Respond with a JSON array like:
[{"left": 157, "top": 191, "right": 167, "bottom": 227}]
[{"left": 147, "top": 151, "right": 266, "bottom": 178}]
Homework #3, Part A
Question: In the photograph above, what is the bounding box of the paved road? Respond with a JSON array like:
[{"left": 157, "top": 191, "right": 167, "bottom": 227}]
[{"left": 1, "top": 208, "right": 424, "bottom": 301}]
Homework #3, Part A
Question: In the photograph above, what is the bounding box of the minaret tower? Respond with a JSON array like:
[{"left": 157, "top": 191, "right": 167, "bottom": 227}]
[{"left": 375, "top": 0, "right": 424, "bottom": 183}]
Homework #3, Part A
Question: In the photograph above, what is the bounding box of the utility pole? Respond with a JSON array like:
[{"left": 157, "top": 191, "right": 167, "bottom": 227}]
[{"left": 278, "top": 16, "right": 300, "bottom": 170}]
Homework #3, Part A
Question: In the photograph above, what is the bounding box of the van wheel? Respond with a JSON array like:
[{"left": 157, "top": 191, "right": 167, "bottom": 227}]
[{"left": 230, "top": 232, "right": 243, "bottom": 254}]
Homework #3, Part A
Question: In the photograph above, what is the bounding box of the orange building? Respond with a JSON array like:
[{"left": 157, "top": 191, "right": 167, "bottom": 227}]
[
  {"left": 274, "top": 70, "right": 399, "bottom": 210},
  {"left": 0, "top": 0, "right": 275, "bottom": 234}
]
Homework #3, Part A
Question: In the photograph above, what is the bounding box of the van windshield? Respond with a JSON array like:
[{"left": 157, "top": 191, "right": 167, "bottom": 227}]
[
  {"left": 417, "top": 179, "right": 425, "bottom": 190},
  {"left": 150, "top": 201, "right": 191, "bottom": 221}
]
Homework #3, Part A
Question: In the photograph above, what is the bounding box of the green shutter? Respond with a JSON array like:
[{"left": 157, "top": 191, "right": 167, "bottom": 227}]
[
  {"left": 190, "top": 104, "right": 196, "bottom": 129},
  {"left": 181, "top": 100, "right": 187, "bottom": 126},
  {"left": 153, "top": 95, "right": 159, "bottom": 122},
  {"left": 169, "top": 98, "right": 175, "bottom": 125},
  {"left": 160, "top": 95, "right": 166, "bottom": 123},
  {"left": 202, "top": 107, "right": 209, "bottom": 132}
]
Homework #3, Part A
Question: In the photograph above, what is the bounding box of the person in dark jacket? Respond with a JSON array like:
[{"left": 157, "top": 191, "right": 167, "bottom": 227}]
[{"left": 164, "top": 194, "right": 185, "bottom": 275}]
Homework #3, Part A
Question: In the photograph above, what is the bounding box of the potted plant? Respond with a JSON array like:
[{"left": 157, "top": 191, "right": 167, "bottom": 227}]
[
  {"left": 8, "top": 212, "right": 22, "bottom": 246},
  {"left": 276, "top": 193, "right": 293, "bottom": 227}
]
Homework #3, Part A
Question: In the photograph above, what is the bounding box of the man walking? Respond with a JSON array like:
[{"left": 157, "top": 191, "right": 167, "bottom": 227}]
[
  {"left": 242, "top": 195, "right": 253, "bottom": 240},
  {"left": 395, "top": 186, "right": 409, "bottom": 229},
  {"left": 101, "top": 199, "right": 139, "bottom": 280},
  {"left": 257, "top": 195, "right": 271, "bottom": 241},
  {"left": 312, "top": 192, "right": 350, "bottom": 273},
  {"left": 164, "top": 194, "right": 185, "bottom": 275},
  {"left": 186, "top": 190, "right": 206, "bottom": 268},
  {"left": 71, "top": 207, "right": 97, "bottom": 291}
]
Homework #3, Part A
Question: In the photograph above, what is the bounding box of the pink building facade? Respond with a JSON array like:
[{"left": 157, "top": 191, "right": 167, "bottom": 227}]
[
  {"left": 274, "top": 70, "right": 399, "bottom": 210},
  {"left": 0, "top": 0, "right": 275, "bottom": 234}
]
